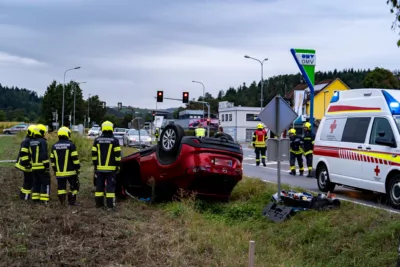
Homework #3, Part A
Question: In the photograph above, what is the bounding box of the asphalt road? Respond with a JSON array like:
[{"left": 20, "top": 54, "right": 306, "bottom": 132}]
[{"left": 241, "top": 147, "right": 400, "bottom": 214}]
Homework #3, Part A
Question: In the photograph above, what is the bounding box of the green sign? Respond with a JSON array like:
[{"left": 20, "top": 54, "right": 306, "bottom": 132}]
[{"left": 293, "top": 48, "right": 316, "bottom": 87}]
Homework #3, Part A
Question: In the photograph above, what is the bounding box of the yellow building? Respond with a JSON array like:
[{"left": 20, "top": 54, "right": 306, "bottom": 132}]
[{"left": 305, "top": 78, "right": 350, "bottom": 120}]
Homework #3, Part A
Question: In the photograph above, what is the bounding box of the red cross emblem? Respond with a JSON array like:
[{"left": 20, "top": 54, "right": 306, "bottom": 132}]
[
  {"left": 329, "top": 120, "right": 337, "bottom": 133},
  {"left": 374, "top": 165, "right": 380, "bottom": 176}
]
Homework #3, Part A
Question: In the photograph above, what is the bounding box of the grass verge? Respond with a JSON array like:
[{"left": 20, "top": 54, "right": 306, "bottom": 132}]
[{"left": 0, "top": 160, "right": 399, "bottom": 266}]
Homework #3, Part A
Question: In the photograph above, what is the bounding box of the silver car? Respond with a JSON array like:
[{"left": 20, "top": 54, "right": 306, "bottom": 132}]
[
  {"left": 123, "top": 129, "right": 152, "bottom": 148},
  {"left": 3, "top": 124, "right": 28, "bottom": 134}
]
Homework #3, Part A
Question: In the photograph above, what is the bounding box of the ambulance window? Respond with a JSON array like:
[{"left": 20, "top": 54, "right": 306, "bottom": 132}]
[
  {"left": 341, "top": 117, "right": 371, "bottom": 143},
  {"left": 369, "top": 117, "right": 394, "bottom": 145}
]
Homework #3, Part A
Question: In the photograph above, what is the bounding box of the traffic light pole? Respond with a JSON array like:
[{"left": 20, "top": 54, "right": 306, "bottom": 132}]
[{"left": 154, "top": 96, "right": 211, "bottom": 137}]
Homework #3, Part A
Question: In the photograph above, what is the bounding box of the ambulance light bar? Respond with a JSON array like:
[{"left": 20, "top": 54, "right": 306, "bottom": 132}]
[{"left": 382, "top": 90, "right": 400, "bottom": 115}]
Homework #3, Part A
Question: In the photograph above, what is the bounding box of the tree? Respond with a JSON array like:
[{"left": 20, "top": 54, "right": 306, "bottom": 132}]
[
  {"left": 363, "top": 67, "right": 400, "bottom": 88},
  {"left": 387, "top": 0, "right": 400, "bottom": 46},
  {"left": 0, "top": 110, "right": 5, "bottom": 121},
  {"left": 86, "top": 95, "right": 107, "bottom": 126}
]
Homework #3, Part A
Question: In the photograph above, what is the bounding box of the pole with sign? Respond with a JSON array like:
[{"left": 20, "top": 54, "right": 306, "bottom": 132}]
[{"left": 290, "top": 48, "right": 316, "bottom": 133}]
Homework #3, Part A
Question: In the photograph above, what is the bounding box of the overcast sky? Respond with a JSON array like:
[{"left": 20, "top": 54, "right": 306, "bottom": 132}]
[{"left": 0, "top": 0, "right": 399, "bottom": 110}]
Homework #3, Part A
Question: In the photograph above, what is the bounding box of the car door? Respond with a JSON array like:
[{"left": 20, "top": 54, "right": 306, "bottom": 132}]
[
  {"left": 335, "top": 117, "right": 371, "bottom": 187},
  {"left": 360, "top": 116, "right": 396, "bottom": 192}
]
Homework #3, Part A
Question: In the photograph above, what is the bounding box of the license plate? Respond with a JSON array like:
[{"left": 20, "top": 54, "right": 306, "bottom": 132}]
[{"left": 214, "top": 158, "right": 232, "bottom": 167}]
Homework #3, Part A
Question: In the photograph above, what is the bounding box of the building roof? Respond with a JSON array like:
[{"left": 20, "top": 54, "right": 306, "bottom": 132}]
[{"left": 285, "top": 79, "right": 334, "bottom": 99}]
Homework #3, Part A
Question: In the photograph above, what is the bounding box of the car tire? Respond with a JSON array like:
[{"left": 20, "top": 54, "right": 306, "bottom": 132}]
[
  {"left": 214, "top": 132, "right": 234, "bottom": 142},
  {"left": 387, "top": 174, "right": 400, "bottom": 209},
  {"left": 316, "top": 164, "right": 335, "bottom": 192},
  {"left": 4, "top": 131, "right": 10, "bottom": 135},
  {"left": 159, "top": 124, "right": 185, "bottom": 154}
]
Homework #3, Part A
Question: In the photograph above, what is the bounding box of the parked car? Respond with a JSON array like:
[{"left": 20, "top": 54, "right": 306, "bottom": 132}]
[
  {"left": 113, "top": 128, "right": 127, "bottom": 139},
  {"left": 123, "top": 129, "right": 152, "bottom": 148},
  {"left": 116, "top": 124, "right": 243, "bottom": 201},
  {"left": 87, "top": 125, "right": 101, "bottom": 137},
  {"left": 3, "top": 124, "right": 28, "bottom": 134}
]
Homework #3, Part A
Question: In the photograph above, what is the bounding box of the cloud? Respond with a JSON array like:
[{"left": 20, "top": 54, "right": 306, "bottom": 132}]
[{"left": 0, "top": 0, "right": 399, "bottom": 109}]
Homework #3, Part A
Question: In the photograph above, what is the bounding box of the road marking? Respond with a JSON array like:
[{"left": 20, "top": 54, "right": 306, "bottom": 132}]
[
  {"left": 0, "top": 160, "right": 16, "bottom": 163},
  {"left": 243, "top": 176, "right": 400, "bottom": 214}
]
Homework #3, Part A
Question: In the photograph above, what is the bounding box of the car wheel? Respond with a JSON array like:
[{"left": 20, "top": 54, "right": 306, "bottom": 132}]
[
  {"left": 387, "top": 174, "right": 400, "bottom": 209},
  {"left": 214, "top": 132, "right": 234, "bottom": 141},
  {"left": 316, "top": 164, "right": 335, "bottom": 192},
  {"left": 160, "top": 124, "right": 185, "bottom": 153},
  {"left": 4, "top": 131, "right": 10, "bottom": 135}
]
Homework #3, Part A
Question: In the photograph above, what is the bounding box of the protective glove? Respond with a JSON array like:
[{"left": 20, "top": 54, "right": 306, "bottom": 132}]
[{"left": 252, "top": 142, "right": 255, "bottom": 147}]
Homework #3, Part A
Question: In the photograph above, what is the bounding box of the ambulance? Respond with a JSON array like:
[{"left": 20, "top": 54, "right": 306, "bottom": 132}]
[{"left": 313, "top": 88, "right": 400, "bottom": 209}]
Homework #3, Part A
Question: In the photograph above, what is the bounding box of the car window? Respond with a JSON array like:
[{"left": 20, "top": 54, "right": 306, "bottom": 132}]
[
  {"left": 128, "top": 129, "right": 138, "bottom": 135},
  {"left": 341, "top": 117, "right": 371, "bottom": 143},
  {"left": 369, "top": 117, "right": 395, "bottom": 144}
]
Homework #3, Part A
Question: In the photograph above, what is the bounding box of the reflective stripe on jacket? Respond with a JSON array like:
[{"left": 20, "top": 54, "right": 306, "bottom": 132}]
[
  {"left": 302, "top": 130, "right": 315, "bottom": 154},
  {"left": 290, "top": 135, "right": 303, "bottom": 154},
  {"left": 15, "top": 137, "right": 32, "bottom": 172},
  {"left": 29, "top": 137, "right": 49, "bottom": 171},
  {"left": 50, "top": 139, "right": 81, "bottom": 177},
  {"left": 92, "top": 134, "right": 121, "bottom": 172},
  {"left": 195, "top": 128, "right": 206, "bottom": 137}
]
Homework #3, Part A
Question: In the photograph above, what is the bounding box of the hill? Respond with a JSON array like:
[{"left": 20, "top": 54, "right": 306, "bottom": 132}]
[{"left": 0, "top": 83, "right": 42, "bottom": 122}]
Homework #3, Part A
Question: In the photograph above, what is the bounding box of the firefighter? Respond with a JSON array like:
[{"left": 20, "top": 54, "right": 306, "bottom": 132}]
[
  {"left": 50, "top": 127, "right": 81, "bottom": 205},
  {"left": 288, "top": 128, "right": 304, "bottom": 176},
  {"left": 92, "top": 120, "right": 121, "bottom": 209},
  {"left": 195, "top": 124, "right": 206, "bottom": 138},
  {"left": 15, "top": 124, "right": 36, "bottom": 200},
  {"left": 155, "top": 128, "right": 160, "bottom": 142},
  {"left": 302, "top": 122, "right": 315, "bottom": 177},
  {"left": 29, "top": 124, "right": 50, "bottom": 203},
  {"left": 252, "top": 123, "right": 268, "bottom": 167}
]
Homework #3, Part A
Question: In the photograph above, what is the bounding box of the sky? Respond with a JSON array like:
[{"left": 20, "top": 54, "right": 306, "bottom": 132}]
[{"left": 0, "top": 0, "right": 399, "bottom": 110}]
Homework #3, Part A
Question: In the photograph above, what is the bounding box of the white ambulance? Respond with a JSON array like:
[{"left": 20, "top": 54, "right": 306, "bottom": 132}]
[{"left": 313, "top": 88, "right": 400, "bottom": 209}]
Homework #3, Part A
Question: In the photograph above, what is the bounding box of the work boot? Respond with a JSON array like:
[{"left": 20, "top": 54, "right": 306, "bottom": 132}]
[
  {"left": 58, "top": 194, "right": 66, "bottom": 205},
  {"left": 106, "top": 197, "right": 115, "bottom": 209},
  {"left": 289, "top": 170, "right": 296, "bottom": 176},
  {"left": 68, "top": 193, "right": 79, "bottom": 206},
  {"left": 256, "top": 161, "right": 260, "bottom": 166},
  {"left": 262, "top": 159, "right": 266, "bottom": 167},
  {"left": 299, "top": 170, "right": 304, "bottom": 176},
  {"left": 307, "top": 172, "right": 313, "bottom": 178},
  {"left": 95, "top": 197, "right": 105, "bottom": 208}
]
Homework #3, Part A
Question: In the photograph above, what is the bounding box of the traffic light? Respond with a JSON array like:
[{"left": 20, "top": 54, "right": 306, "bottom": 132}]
[
  {"left": 152, "top": 111, "right": 156, "bottom": 117},
  {"left": 118, "top": 102, "right": 122, "bottom": 110},
  {"left": 206, "top": 118, "right": 210, "bottom": 126},
  {"left": 157, "top": 91, "right": 163, "bottom": 102},
  {"left": 182, "top": 92, "right": 189, "bottom": 103}
]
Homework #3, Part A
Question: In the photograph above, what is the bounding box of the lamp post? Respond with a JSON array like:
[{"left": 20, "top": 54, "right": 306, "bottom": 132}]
[
  {"left": 62, "top": 66, "right": 81, "bottom": 126},
  {"left": 87, "top": 94, "right": 91, "bottom": 128},
  {"left": 192, "top": 80, "right": 205, "bottom": 121},
  {"left": 244, "top": 55, "right": 268, "bottom": 109},
  {"left": 73, "top": 81, "right": 86, "bottom": 125},
  {"left": 323, "top": 90, "right": 329, "bottom": 116}
]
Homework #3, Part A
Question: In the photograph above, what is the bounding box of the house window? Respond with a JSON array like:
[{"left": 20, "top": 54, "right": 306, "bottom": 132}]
[
  {"left": 221, "top": 113, "right": 224, "bottom": 122},
  {"left": 229, "top": 114, "right": 232, "bottom": 121},
  {"left": 225, "top": 114, "right": 228, "bottom": 121},
  {"left": 246, "top": 113, "right": 259, "bottom": 121}
]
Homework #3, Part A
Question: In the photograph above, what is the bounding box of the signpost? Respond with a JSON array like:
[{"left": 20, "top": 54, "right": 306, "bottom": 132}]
[
  {"left": 259, "top": 95, "right": 298, "bottom": 201},
  {"left": 290, "top": 48, "right": 316, "bottom": 132}
]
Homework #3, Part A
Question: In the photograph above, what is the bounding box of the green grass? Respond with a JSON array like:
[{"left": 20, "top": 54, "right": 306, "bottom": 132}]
[
  {"left": 1, "top": 134, "right": 400, "bottom": 266},
  {"left": 0, "top": 135, "right": 20, "bottom": 160}
]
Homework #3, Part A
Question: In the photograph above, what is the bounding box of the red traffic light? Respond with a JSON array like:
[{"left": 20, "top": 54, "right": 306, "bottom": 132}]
[{"left": 158, "top": 92, "right": 162, "bottom": 96}]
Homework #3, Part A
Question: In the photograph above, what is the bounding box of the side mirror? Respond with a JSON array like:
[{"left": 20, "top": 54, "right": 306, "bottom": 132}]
[{"left": 375, "top": 137, "right": 396, "bottom": 148}]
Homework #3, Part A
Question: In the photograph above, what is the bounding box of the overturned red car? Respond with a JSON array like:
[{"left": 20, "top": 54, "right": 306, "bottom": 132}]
[{"left": 116, "top": 124, "right": 243, "bottom": 201}]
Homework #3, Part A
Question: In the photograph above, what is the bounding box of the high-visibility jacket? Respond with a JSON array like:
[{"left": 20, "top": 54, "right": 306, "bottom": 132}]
[
  {"left": 29, "top": 137, "right": 50, "bottom": 171},
  {"left": 15, "top": 136, "right": 32, "bottom": 172},
  {"left": 50, "top": 139, "right": 81, "bottom": 177},
  {"left": 302, "top": 130, "right": 315, "bottom": 155},
  {"left": 252, "top": 129, "right": 267, "bottom": 148},
  {"left": 195, "top": 128, "right": 206, "bottom": 137},
  {"left": 92, "top": 134, "right": 121, "bottom": 172},
  {"left": 290, "top": 135, "right": 303, "bottom": 154}
]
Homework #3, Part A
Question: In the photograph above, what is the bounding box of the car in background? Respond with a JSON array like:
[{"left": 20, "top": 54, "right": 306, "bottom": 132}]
[
  {"left": 116, "top": 124, "right": 243, "bottom": 202},
  {"left": 113, "top": 128, "right": 127, "bottom": 140},
  {"left": 87, "top": 125, "right": 101, "bottom": 137},
  {"left": 3, "top": 124, "right": 28, "bottom": 134},
  {"left": 123, "top": 129, "right": 152, "bottom": 148}
]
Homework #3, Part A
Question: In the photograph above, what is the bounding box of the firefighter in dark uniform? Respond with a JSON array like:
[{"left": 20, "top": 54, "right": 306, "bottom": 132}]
[
  {"left": 252, "top": 123, "right": 268, "bottom": 167},
  {"left": 302, "top": 122, "right": 315, "bottom": 177},
  {"left": 92, "top": 120, "right": 122, "bottom": 209},
  {"left": 29, "top": 124, "right": 50, "bottom": 203},
  {"left": 288, "top": 128, "right": 304, "bottom": 176},
  {"left": 50, "top": 127, "right": 81, "bottom": 205},
  {"left": 15, "top": 124, "right": 36, "bottom": 200},
  {"left": 155, "top": 128, "right": 159, "bottom": 142}
]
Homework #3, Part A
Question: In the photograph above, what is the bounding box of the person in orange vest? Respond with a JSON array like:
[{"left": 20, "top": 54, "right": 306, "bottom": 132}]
[{"left": 252, "top": 123, "right": 268, "bottom": 166}]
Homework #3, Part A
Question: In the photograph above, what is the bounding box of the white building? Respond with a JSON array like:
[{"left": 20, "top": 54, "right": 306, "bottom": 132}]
[{"left": 218, "top": 101, "right": 273, "bottom": 143}]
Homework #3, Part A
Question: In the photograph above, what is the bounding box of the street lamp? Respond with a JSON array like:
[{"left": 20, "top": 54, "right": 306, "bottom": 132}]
[
  {"left": 87, "top": 94, "right": 91, "bottom": 128},
  {"left": 323, "top": 90, "right": 329, "bottom": 116},
  {"left": 62, "top": 66, "right": 81, "bottom": 126},
  {"left": 73, "top": 81, "right": 86, "bottom": 125},
  {"left": 192, "top": 80, "right": 205, "bottom": 121},
  {"left": 244, "top": 55, "right": 268, "bottom": 109}
]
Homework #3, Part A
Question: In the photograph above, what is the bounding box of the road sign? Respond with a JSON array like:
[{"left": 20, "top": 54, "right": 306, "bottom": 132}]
[
  {"left": 258, "top": 96, "right": 298, "bottom": 136},
  {"left": 267, "top": 138, "right": 290, "bottom": 161}
]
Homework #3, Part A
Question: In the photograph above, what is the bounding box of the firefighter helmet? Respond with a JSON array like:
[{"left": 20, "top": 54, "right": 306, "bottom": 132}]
[
  {"left": 58, "top": 126, "right": 71, "bottom": 138},
  {"left": 303, "top": 122, "right": 311, "bottom": 130},
  {"left": 101, "top": 120, "right": 114, "bottom": 132},
  {"left": 257, "top": 123, "right": 264, "bottom": 129},
  {"left": 27, "top": 125, "right": 36, "bottom": 137},
  {"left": 36, "top": 124, "right": 47, "bottom": 136},
  {"left": 288, "top": 128, "right": 296, "bottom": 135}
]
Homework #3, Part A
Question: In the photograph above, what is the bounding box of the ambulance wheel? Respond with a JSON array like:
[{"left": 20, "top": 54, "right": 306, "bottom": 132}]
[
  {"left": 316, "top": 164, "right": 335, "bottom": 192},
  {"left": 387, "top": 174, "right": 400, "bottom": 209}
]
